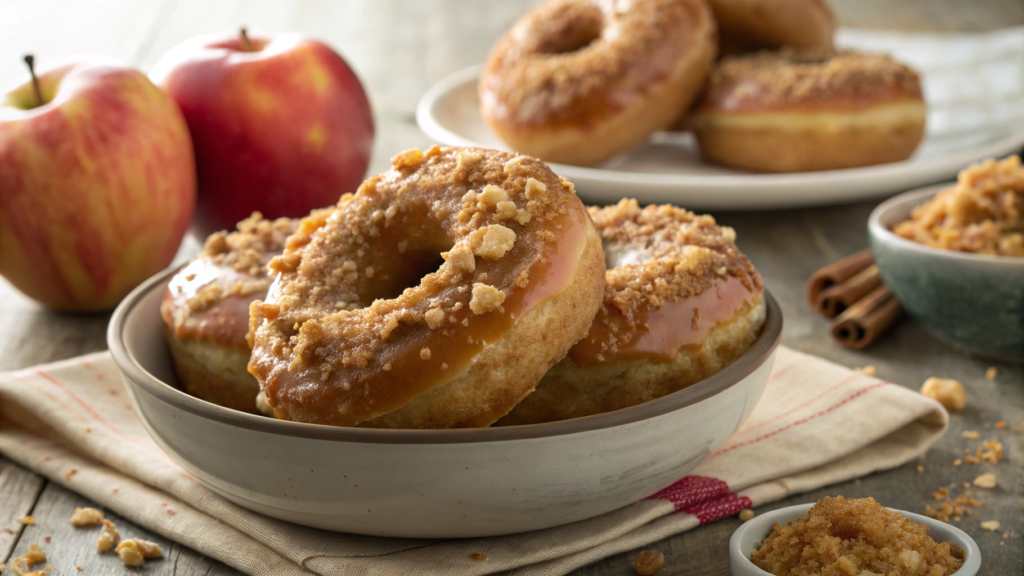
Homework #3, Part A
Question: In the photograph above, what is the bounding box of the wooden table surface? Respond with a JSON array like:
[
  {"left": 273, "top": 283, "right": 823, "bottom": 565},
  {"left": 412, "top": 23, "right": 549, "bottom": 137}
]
[{"left": 1, "top": 1, "right": 1022, "bottom": 574}]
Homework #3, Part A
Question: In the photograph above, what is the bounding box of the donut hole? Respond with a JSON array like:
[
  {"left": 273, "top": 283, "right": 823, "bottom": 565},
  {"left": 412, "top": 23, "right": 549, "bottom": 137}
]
[
  {"left": 358, "top": 222, "right": 454, "bottom": 304},
  {"left": 536, "top": 7, "right": 603, "bottom": 55}
]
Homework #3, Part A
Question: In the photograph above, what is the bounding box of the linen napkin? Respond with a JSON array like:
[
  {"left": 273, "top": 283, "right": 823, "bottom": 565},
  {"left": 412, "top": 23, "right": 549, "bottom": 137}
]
[{"left": 0, "top": 346, "right": 947, "bottom": 576}]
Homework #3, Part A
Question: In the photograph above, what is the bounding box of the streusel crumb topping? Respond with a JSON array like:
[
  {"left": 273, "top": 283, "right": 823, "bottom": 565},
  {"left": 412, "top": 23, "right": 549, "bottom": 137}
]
[
  {"left": 700, "top": 48, "right": 922, "bottom": 112},
  {"left": 592, "top": 199, "right": 760, "bottom": 325},
  {"left": 481, "top": 0, "right": 711, "bottom": 125},
  {"left": 248, "top": 146, "right": 589, "bottom": 426}
]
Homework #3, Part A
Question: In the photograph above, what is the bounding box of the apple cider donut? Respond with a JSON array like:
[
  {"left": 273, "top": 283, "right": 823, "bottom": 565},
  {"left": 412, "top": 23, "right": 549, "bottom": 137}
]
[
  {"left": 479, "top": 0, "right": 716, "bottom": 166},
  {"left": 499, "top": 199, "right": 765, "bottom": 425},
  {"left": 161, "top": 213, "right": 299, "bottom": 413},
  {"left": 708, "top": 0, "right": 835, "bottom": 54},
  {"left": 689, "top": 48, "right": 926, "bottom": 173},
  {"left": 247, "top": 146, "right": 606, "bottom": 428}
]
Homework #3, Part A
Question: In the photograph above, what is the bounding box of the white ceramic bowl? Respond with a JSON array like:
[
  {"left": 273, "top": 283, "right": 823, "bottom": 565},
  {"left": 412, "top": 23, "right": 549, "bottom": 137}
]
[
  {"left": 108, "top": 268, "right": 782, "bottom": 538},
  {"left": 729, "top": 503, "right": 981, "bottom": 576}
]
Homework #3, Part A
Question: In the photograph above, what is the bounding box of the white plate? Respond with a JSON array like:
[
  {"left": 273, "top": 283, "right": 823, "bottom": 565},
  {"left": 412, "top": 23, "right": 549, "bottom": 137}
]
[{"left": 416, "top": 28, "right": 1024, "bottom": 210}]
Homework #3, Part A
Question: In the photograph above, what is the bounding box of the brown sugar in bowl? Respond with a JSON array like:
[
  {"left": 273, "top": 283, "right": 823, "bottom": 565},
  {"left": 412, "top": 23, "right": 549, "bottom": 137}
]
[{"left": 729, "top": 501, "right": 981, "bottom": 576}]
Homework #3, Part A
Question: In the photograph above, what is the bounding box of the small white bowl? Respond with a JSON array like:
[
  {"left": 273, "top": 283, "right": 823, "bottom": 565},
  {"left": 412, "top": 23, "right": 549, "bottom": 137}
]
[
  {"left": 109, "top": 268, "right": 782, "bottom": 538},
  {"left": 729, "top": 503, "right": 982, "bottom": 576}
]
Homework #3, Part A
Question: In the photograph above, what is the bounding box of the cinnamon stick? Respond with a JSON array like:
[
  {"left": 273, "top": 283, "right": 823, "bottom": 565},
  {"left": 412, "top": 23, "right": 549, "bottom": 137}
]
[
  {"left": 830, "top": 285, "right": 904, "bottom": 349},
  {"left": 806, "top": 249, "right": 874, "bottom": 308},
  {"left": 814, "top": 264, "right": 882, "bottom": 318}
]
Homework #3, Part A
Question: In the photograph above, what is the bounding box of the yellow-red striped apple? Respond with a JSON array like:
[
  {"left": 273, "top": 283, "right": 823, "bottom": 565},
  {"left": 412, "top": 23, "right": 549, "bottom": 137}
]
[
  {"left": 0, "top": 58, "right": 195, "bottom": 311},
  {"left": 151, "top": 30, "right": 374, "bottom": 238}
]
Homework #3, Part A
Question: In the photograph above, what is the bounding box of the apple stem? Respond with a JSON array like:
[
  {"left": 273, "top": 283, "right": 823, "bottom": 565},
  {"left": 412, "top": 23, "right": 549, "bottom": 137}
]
[
  {"left": 23, "top": 54, "right": 42, "bottom": 107},
  {"left": 239, "top": 27, "right": 253, "bottom": 52}
]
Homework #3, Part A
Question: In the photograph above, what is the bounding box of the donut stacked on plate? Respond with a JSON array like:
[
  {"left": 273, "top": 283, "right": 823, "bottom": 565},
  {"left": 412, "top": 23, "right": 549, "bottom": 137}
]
[
  {"left": 162, "top": 146, "right": 765, "bottom": 428},
  {"left": 478, "top": 0, "right": 926, "bottom": 173}
]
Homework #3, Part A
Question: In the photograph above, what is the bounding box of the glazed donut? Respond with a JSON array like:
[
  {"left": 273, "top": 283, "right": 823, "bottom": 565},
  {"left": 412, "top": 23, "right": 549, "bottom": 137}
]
[
  {"left": 479, "top": 0, "right": 716, "bottom": 166},
  {"left": 247, "top": 146, "right": 606, "bottom": 428},
  {"left": 708, "top": 0, "right": 835, "bottom": 54},
  {"left": 499, "top": 199, "right": 764, "bottom": 425},
  {"left": 161, "top": 213, "right": 299, "bottom": 413},
  {"left": 689, "top": 49, "right": 926, "bottom": 173}
]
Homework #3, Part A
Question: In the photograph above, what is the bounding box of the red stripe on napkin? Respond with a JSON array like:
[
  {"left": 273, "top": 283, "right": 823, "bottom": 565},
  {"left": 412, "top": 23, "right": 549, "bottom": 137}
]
[
  {"left": 648, "top": 475, "right": 729, "bottom": 510},
  {"left": 648, "top": 475, "right": 751, "bottom": 523},
  {"left": 683, "top": 493, "right": 752, "bottom": 524}
]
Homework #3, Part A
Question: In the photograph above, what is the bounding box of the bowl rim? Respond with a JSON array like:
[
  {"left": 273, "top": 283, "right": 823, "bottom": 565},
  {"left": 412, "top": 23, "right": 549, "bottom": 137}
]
[
  {"left": 729, "top": 502, "right": 982, "bottom": 576},
  {"left": 868, "top": 183, "right": 1024, "bottom": 266},
  {"left": 108, "top": 267, "right": 782, "bottom": 444}
]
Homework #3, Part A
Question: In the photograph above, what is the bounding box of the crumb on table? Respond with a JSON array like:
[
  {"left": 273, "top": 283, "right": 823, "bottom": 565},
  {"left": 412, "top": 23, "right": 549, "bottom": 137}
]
[{"left": 636, "top": 549, "right": 665, "bottom": 575}]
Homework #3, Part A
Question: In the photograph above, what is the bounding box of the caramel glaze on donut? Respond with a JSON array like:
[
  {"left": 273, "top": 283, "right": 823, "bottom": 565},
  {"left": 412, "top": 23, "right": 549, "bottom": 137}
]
[
  {"left": 708, "top": 0, "right": 835, "bottom": 55},
  {"left": 247, "top": 146, "right": 606, "bottom": 428},
  {"left": 480, "top": 0, "right": 716, "bottom": 166},
  {"left": 689, "top": 48, "right": 926, "bottom": 173},
  {"left": 499, "top": 199, "right": 764, "bottom": 425},
  {"left": 161, "top": 213, "right": 300, "bottom": 413}
]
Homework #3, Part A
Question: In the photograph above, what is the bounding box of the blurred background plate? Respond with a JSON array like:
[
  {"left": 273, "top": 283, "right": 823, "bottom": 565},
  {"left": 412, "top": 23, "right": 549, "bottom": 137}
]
[{"left": 417, "top": 26, "right": 1024, "bottom": 210}]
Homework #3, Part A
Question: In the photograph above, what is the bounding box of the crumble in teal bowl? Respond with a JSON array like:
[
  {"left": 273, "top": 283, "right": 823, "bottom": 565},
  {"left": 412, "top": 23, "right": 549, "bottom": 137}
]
[{"left": 868, "top": 184, "right": 1024, "bottom": 362}]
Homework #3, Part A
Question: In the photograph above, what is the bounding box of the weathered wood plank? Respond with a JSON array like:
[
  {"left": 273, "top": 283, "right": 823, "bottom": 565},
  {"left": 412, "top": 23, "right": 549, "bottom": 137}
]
[
  {"left": 0, "top": 457, "right": 46, "bottom": 566},
  {"left": 0, "top": 480, "right": 232, "bottom": 576}
]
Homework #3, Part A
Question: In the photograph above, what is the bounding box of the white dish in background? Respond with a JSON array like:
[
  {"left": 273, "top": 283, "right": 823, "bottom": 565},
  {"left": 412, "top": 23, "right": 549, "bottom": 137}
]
[
  {"left": 729, "top": 503, "right": 981, "bottom": 576},
  {"left": 416, "top": 27, "right": 1024, "bottom": 210}
]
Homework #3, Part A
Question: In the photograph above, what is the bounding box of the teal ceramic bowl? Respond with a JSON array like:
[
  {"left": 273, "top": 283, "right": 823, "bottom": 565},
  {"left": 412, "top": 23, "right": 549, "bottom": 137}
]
[{"left": 868, "top": 184, "right": 1024, "bottom": 362}]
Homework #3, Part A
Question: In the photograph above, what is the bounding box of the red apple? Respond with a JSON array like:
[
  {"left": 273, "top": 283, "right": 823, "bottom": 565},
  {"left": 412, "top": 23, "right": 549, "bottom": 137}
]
[
  {"left": 0, "top": 57, "right": 196, "bottom": 311},
  {"left": 150, "top": 30, "right": 374, "bottom": 238}
]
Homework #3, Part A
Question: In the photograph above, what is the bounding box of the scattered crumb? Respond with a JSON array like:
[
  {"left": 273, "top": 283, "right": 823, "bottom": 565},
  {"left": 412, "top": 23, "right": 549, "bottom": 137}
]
[
  {"left": 920, "top": 377, "right": 967, "bottom": 410},
  {"left": 739, "top": 509, "right": 755, "bottom": 522},
  {"left": 995, "top": 421, "right": 1007, "bottom": 429},
  {"left": 961, "top": 431, "right": 980, "bottom": 439},
  {"left": 985, "top": 367, "right": 997, "bottom": 380},
  {"left": 44, "top": 536, "right": 50, "bottom": 543},
  {"left": 24, "top": 543, "right": 46, "bottom": 565},
  {"left": 116, "top": 539, "right": 162, "bottom": 566},
  {"left": 17, "top": 516, "right": 35, "bottom": 525},
  {"left": 424, "top": 308, "right": 445, "bottom": 330},
  {"left": 926, "top": 489, "right": 982, "bottom": 523},
  {"left": 916, "top": 465, "right": 924, "bottom": 473},
  {"left": 854, "top": 365, "right": 877, "bottom": 377},
  {"left": 419, "top": 347, "right": 432, "bottom": 360},
  {"left": 97, "top": 519, "right": 120, "bottom": 553},
  {"left": 70, "top": 507, "right": 104, "bottom": 527},
  {"left": 468, "top": 553, "right": 487, "bottom": 561},
  {"left": 117, "top": 541, "right": 145, "bottom": 567},
  {"left": 469, "top": 283, "right": 506, "bottom": 314},
  {"left": 636, "top": 550, "right": 665, "bottom": 575},
  {"left": 973, "top": 473, "right": 997, "bottom": 489},
  {"left": 981, "top": 520, "right": 1001, "bottom": 531},
  {"left": 954, "top": 459, "right": 963, "bottom": 466}
]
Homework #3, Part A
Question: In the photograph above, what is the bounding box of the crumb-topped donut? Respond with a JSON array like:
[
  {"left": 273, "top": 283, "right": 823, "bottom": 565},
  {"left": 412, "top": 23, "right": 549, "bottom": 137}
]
[
  {"left": 161, "top": 213, "right": 299, "bottom": 413},
  {"left": 689, "top": 48, "right": 926, "bottom": 173},
  {"left": 500, "top": 199, "right": 764, "bottom": 425},
  {"left": 247, "top": 146, "right": 606, "bottom": 428},
  {"left": 708, "top": 0, "right": 835, "bottom": 54},
  {"left": 480, "top": 0, "right": 716, "bottom": 166}
]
